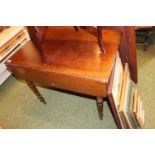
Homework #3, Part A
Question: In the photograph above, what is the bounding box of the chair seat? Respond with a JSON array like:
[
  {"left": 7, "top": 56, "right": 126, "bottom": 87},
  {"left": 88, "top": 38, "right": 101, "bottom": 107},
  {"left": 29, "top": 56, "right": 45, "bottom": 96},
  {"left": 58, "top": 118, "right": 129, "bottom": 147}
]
[{"left": 6, "top": 28, "right": 121, "bottom": 97}]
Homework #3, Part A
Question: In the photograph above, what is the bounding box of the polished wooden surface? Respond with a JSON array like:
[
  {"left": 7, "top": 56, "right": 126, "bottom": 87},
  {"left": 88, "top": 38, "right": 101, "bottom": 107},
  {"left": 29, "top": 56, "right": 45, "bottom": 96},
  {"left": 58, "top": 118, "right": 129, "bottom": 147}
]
[
  {"left": 6, "top": 27, "right": 121, "bottom": 98},
  {"left": 26, "top": 81, "right": 47, "bottom": 104},
  {"left": 28, "top": 26, "right": 137, "bottom": 83},
  {"left": 6, "top": 27, "right": 123, "bottom": 126},
  {"left": 27, "top": 26, "right": 46, "bottom": 63},
  {"left": 73, "top": 26, "right": 106, "bottom": 53},
  {"left": 103, "top": 26, "right": 137, "bottom": 83}
]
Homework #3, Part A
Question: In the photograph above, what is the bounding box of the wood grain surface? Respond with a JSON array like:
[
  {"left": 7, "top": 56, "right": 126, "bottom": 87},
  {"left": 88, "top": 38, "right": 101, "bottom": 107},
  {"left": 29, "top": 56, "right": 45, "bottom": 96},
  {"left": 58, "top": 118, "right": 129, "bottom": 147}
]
[{"left": 6, "top": 27, "right": 121, "bottom": 97}]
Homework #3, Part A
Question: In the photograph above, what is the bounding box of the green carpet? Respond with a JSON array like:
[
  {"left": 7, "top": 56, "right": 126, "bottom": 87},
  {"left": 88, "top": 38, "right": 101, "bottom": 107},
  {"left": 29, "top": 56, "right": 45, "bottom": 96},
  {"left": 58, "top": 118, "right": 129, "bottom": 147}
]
[
  {"left": 0, "top": 76, "right": 116, "bottom": 128},
  {"left": 136, "top": 35, "right": 155, "bottom": 129},
  {"left": 0, "top": 35, "right": 155, "bottom": 128}
]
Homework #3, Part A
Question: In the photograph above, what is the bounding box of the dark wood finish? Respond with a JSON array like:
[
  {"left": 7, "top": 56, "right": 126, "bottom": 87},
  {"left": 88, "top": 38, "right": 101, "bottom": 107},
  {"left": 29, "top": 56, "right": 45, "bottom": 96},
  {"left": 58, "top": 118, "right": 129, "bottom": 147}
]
[
  {"left": 28, "top": 26, "right": 47, "bottom": 43},
  {"left": 103, "top": 26, "right": 137, "bottom": 83},
  {"left": 26, "top": 81, "right": 47, "bottom": 104},
  {"left": 7, "top": 28, "right": 121, "bottom": 97},
  {"left": 96, "top": 97, "right": 104, "bottom": 120},
  {"left": 27, "top": 26, "right": 47, "bottom": 63},
  {"left": 97, "top": 26, "right": 106, "bottom": 53},
  {"left": 67, "top": 26, "right": 105, "bottom": 53},
  {"left": 28, "top": 26, "right": 137, "bottom": 83},
  {"left": 107, "top": 69, "right": 124, "bottom": 129},
  {"left": 125, "top": 27, "right": 137, "bottom": 83},
  {"left": 6, "top": 27, "right": 122, "bottom": 128},
  {"left": 107, "top": 96, "right": 123, "bottom": 129},
  {"left": 74, "top": 26, "right": 79, "bottom": 32}
]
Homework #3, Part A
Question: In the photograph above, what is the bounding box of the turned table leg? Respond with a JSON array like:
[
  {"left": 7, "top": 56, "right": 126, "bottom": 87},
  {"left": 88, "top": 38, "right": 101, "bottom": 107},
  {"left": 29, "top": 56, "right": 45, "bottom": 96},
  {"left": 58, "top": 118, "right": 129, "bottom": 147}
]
[
  {"left": 96, "top": 97, "right": 104, "bottom": 120},
  {"left": 26, "top": 81, "right": 47, "bottom": 104}
]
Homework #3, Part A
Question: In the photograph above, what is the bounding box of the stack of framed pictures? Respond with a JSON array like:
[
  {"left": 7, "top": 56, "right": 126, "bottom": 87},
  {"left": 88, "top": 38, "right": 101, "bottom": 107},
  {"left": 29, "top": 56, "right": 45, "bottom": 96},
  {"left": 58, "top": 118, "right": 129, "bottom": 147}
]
[{"left": 108, "top": 52, "right": 145, "bottom": 129}]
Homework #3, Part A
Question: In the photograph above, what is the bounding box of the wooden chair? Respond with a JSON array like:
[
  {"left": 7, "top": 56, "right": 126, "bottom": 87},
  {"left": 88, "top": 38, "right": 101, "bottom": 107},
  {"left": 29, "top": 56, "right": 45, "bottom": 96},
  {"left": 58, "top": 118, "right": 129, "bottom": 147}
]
[
  {"left": 6, "top": 27, "right": 123, "bottom": 128},
  {"left": 29, "top": 26, "right": 105, "bottom": 55},
  {"left": 27, "top": 26, "right": 138, "bottom": 85}
]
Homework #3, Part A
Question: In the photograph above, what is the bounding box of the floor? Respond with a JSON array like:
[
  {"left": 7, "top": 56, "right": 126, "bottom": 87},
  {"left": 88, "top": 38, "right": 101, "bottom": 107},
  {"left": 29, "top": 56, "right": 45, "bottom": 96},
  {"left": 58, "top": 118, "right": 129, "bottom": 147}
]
[
  {"left": 136, "top": 33, "right": 155, "bottom": 128},
  {"left": 0, "top": 34, "right": 155, "bottom": 129},
  {"left": 0, "top": 76, "right": 116, "bottom": 128}
]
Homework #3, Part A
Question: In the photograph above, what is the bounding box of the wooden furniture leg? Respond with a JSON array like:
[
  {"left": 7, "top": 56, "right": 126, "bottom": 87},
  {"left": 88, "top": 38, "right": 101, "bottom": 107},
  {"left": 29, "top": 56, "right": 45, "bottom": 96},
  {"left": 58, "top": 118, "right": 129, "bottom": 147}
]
[
  {"left": 144, "top": 31, "right": 150, "bottom": 51},
  {"left": 27, "top": 26, "right": 46, "bottom": 63},
  {"left": 26, "top": 81, "right": 47, "bottom": 104},
  {"left": 97, "top": 26, "right": 106, "bottom": 53},
  {"left": 74, "top": 26, "right": 79, "bottom": 32},
  {"left": 75, "top": 26, "right": 105, "bottom": 53},
  {"left": 96, "top": 97, "right": 104, "bottom": 120}
]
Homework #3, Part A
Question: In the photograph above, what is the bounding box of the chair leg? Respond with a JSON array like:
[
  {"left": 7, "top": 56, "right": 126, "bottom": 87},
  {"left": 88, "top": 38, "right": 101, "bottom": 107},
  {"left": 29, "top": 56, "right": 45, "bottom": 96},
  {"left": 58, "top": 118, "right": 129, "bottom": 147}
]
[
  {"left": 74, "top": 26, "right": 80, "bottom": 32},
  {"left": 26, "top": 81, "right": 47, "bottom": 104},
  {"left": 96, "top": 97, "right": 104, "bottom": 120},
  {"left": 144, "top": 31, "right": 150, "bottom": 51},
  {"left": 27, "top": 26, "right": 46, "bottom": 63},
  {"left": 97, "top": 26, "right": 106, "bottom": 53}
]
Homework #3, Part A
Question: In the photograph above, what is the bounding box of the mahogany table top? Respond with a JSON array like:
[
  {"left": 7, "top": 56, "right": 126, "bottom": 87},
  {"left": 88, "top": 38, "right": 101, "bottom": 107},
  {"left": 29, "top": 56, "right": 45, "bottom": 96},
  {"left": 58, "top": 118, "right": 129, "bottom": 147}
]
[{"left": 6, "top": 27, "right": 121, "bottom": 97}]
